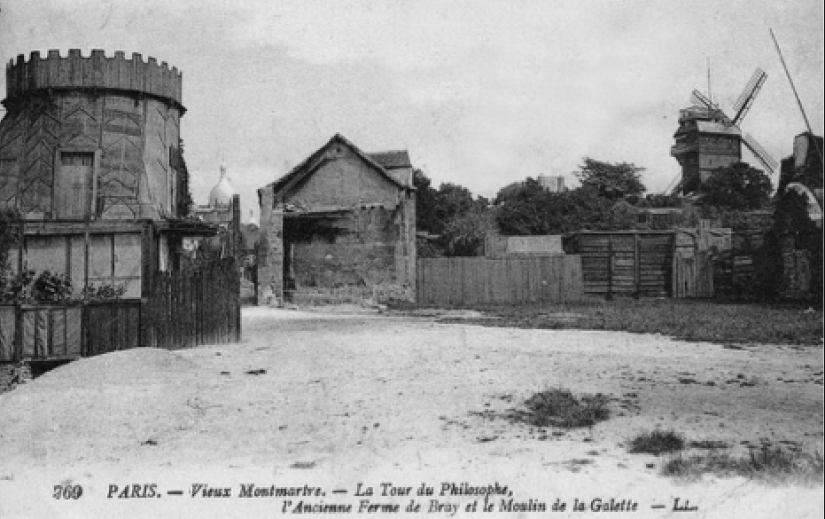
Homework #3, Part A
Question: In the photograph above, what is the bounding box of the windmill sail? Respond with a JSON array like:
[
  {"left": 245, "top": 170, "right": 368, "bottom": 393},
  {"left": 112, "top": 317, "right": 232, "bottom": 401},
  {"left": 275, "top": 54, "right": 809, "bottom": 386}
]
[
  {"left": 741, "top": 133, "right": 779, "bottom": 174},
  {"left": 674, "top": 67, "right": 774, "bottom": 195},
  {"left": 667, "top": 175, "right": 686, "bottom": 196},
  {"left": 732, "top": 68, "right": 767, "bottom": 125},
  {"left": 691, "top": 89, "right": 718, "bottom": 110}
]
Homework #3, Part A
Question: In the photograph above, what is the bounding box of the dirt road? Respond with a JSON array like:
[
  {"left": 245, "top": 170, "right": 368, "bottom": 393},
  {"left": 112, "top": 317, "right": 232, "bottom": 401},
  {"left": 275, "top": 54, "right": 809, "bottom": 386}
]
[{"left": 0, "top": 307, "right": 822, "bottom": 518}]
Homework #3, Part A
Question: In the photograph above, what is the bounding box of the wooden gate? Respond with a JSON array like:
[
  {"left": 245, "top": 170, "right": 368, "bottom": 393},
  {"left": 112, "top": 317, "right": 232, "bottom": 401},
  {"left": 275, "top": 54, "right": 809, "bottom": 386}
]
[{"left": 672, "top": 251, "right": 714, "bottom": 298}]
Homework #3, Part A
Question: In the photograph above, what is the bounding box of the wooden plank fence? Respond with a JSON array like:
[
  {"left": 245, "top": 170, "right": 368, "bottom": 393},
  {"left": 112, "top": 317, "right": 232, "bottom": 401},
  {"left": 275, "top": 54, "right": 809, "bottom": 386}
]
[
  {"left": 573, "top": 232, "right": 675, "bottom": 298},
  {"left": 0, "top": 259, "right": 240, "bottom": 362},
  {"left": 416, "top": 255, "right": 584, "bottom": 305},
  {"left": 144, "top": 260, "right": 241, "bottom": 350},
  {"left": 84, "top": 300, "right": 142, "bottom": 357}
]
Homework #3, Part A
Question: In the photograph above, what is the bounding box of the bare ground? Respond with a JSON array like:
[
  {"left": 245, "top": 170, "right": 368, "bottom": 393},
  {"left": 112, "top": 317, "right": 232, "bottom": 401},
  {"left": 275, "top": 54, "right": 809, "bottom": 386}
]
[{"left": 0, "top": 307, "right": 822, "bottom": 518}]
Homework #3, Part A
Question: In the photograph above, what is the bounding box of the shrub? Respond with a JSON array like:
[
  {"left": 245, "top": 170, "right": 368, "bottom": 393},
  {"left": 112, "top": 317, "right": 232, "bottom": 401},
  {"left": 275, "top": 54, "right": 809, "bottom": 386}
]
[
  {"left": 523, "top": 388, "right": 610, "bottom": 428},
  {"left": 81, "top": 282, "right": 127, "bottom": 301},
  {"left": 1, "top": 270, "right": 72, "bottom": 304},
  {"left": 32, "top": 271, "right": 73, "bottom": 303},
  {"left": 661, "top": 447, "right": 824, "bottom": 486},
  {"left": 628, "top": 429, "right": 686, "bottom": 455}
]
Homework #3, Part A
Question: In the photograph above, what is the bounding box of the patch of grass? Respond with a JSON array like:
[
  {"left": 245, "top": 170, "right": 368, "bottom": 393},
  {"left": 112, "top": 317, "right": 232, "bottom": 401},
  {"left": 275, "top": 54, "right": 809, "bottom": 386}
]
[
  {"left": 432, "top": 299, "right": 824, "bottom": 346},
  {"left": 628, "top": 430, "right": 686, "bottom": 455},
  {"left": 688, "top": 439, "right": 731, "bottom": 450},
  {"left": 661, "top": 447, "right": 824, "bottom": 486},
  {"left": 384, "top": 298, "right": 419, "bottom": 312},
  {"left": 521, "top": 388, "right": 610, "bottom": 428}
]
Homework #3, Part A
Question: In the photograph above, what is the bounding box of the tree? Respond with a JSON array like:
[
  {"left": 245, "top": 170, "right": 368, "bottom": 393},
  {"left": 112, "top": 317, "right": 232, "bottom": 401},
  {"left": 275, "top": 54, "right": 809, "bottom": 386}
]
[
  {"left": 413, "top": 168, "right": 440, "bottom": 234},
  {"left": 639, "top": 193, "right": 683, "bottom": 208},
  {"left": 574, "top": 158, "right": 646, "bottom": 200},
  {"left": 441, "top": 209, "right": 493, "bottom": 257},
  {"left": 768, "top": 188, "right": 823, "bottom": 299},
  {"left": 700, "top": 162, "right": 772, "bottom": 210},
  {"left": 413, "top": 169, "right": 481, "bottom": 235},
  {"left": 434, "top": 183, "right": 476, "bottom": 227},
  {"left": 495, "top": 179, "right": 638, "bottom": 235},
  {"left": 494, "top": 181, "right": 526, "bottom": 205}
]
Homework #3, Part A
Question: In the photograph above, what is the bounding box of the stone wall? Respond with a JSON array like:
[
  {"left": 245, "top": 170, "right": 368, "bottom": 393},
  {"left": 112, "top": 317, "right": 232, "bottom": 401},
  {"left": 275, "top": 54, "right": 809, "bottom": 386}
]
[
  {"left": 290, "top": 209, "right": 399, "bottom": 293},
  {"left": 259, "top": 203, "right": 415, "bottom": 306},
  {"left": 256, "top": 187, "right": 283, "bottom": 305}
]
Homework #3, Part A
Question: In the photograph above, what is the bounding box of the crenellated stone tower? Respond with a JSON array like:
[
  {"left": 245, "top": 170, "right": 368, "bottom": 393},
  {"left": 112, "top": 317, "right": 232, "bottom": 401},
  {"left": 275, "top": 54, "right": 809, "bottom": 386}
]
[{"left": 0, "top": 49, "right": 189, "bottom": 221}]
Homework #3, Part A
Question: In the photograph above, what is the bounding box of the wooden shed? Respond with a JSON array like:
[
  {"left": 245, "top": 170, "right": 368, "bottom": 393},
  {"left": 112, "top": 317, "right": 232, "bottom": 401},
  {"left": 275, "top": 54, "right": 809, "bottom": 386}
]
[{"left": 569, "top": 231, "right": 675, "bottom": 298}]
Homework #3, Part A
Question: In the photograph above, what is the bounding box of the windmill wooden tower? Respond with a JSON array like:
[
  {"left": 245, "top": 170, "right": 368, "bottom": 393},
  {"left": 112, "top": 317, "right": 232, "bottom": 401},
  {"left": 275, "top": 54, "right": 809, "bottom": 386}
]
[{"left": 670, "top": 68, "right": 778, "bottom": 195}]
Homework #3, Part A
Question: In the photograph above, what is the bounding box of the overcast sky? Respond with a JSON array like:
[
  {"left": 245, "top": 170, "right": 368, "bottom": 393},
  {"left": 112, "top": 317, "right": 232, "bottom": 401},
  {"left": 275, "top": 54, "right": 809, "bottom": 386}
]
[{"left": 1, "top": 0, "right": 823, "bottom": 219}]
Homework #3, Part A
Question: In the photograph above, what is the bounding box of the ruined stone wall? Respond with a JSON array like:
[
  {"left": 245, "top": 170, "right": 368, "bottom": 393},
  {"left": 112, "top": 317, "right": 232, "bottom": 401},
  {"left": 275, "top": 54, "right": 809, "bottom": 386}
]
[
  {"left": 256, "top": 187, "right": 283, "bottom": 305},
  {"left": 291, "top": 209, "right": 395, "bottom": 287},
  {"left": 397, "top": 189, "right": 416, "bottom": 296},
  {"left": 289, "top": 207, "right": 413, "bottom": 303}
]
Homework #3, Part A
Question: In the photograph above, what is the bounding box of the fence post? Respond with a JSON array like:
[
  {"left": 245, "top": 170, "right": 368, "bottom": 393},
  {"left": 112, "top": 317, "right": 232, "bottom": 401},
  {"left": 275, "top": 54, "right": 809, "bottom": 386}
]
[
  {"left": 13, "top": 305, "right": 22, "bottom": 362},
  {"left": 185, "top": 269, "right": 193, "bottom": 349},
  {"left": 634, "top": 233, "right": 641, "bottom": 300},
  {"left": 174, "top": 272, "right": 182, "bottom": 349},
  {"left": 79, "top": 303, "right": 88, "bottom": 357},
  {"left": 234, "top": 261, "right": 241, "bottom": 342},
  {"left": 607, "top": 237, "right": 614, "bottom": 301},
  {"left": 159, "top": 274, "right": 167, "bottom": 349},
  {"left": 195, "top": 269, "right": 201, "bottom": 346},
  {"left": 140, "top": 298, "right": 149, "bottom": 348}
]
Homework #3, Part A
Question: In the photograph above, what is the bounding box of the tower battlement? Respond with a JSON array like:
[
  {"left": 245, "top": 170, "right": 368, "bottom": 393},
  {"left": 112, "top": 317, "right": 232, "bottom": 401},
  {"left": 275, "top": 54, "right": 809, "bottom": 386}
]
[{"left": 4, "top": 49, "right": 183, "bottom": 109}]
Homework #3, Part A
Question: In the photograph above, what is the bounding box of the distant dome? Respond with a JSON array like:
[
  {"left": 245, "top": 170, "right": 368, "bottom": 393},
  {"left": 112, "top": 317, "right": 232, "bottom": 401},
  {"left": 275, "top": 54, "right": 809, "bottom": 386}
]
[
  {"left": 247, "top": 210, "right": 259, "bottom": 228},
  {"left": 209, "top": 165, "right": 235, "bottom": 207}
]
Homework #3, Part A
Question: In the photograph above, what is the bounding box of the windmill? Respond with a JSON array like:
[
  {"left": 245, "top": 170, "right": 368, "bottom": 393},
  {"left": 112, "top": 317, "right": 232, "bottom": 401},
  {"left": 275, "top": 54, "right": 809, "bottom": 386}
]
[{"left": 670, "top": 68, "right": 779, "bottom": 195}]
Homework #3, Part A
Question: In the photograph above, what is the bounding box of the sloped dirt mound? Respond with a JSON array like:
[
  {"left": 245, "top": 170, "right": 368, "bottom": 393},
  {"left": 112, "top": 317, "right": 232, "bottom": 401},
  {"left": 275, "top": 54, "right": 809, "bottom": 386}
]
[
  {"left": 29, "top": 347, "right": 199, "bottom": 388},
  {"left": 0, "top": 349, "right": 203, "bottom": 466}
]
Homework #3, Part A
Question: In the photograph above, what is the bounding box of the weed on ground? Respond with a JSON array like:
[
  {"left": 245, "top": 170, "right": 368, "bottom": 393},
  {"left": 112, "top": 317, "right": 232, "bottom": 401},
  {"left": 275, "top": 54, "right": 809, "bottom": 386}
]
[
  {"left": 661, "top": 446, "right": 824, "bottom": 486},
  {"left": 519, "top": 388, "right": 611, "bottom": 429},
  {"left": 423, "top": 299, "right": 824, "bottom": 346},
  {"left": 688, "top": 439, "right": 731, "bottom": 450},
  {"left": 628, "top": 430, "right": 686, "bottom": 455}
]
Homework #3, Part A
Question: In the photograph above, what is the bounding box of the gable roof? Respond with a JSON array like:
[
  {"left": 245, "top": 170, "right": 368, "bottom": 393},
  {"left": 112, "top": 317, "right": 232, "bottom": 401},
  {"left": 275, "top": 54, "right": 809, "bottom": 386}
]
[
  {"left": 696, "top": 121, "right": 741, "bottom": 136},
  {"left": 368, "top": 150, "right": 412, "bottom": 170},
  {"left": 263, "top": 134, "right": 411, "bottom": 198}
]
